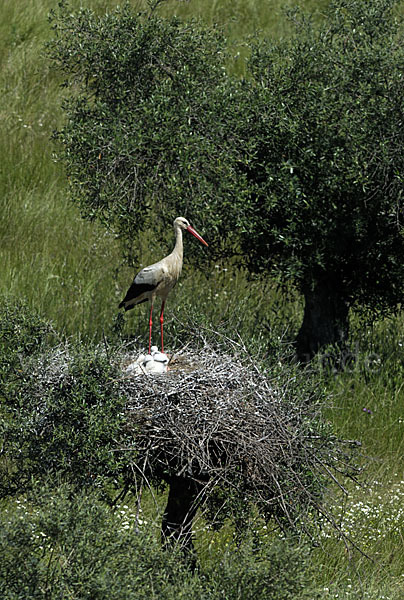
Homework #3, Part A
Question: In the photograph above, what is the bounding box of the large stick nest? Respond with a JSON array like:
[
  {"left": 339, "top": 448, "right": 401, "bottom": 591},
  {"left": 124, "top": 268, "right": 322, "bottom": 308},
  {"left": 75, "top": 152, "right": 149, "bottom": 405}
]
[
  {"left": 118, "top": 338, "right": 359, "bottom": 531},
  {"left": 5, "top": 331, "right": 359, "bottom": 536}
]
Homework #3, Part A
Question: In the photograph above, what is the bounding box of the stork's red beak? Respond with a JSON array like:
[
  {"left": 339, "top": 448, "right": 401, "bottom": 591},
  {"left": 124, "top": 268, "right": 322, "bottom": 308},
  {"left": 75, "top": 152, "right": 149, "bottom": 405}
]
[{"left": 186, "top": 225, "right": 208, "bottom": 247}]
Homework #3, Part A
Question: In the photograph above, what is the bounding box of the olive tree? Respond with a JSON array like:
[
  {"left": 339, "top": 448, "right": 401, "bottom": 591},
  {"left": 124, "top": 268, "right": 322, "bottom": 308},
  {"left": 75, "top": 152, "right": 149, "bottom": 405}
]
[
  {"left": 48, "top": 0, "right": 404, "bottom": 361},
  {"left": 243, "top": 0, "right": 404, "bottom": 361}
]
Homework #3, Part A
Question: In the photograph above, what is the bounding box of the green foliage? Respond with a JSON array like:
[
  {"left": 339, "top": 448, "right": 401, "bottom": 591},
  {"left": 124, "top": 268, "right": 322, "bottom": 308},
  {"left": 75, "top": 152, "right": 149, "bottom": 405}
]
[
  {"left": 0, "top": 483, "right": 316, "bottom": 600},
  {"left": 0, "top": 485, "right": 199, "bottom": 599},
  {"left": 0, "top": 297, "right": 53, "bottom": 359},
  {"left": 0, "top": 335, "right": 131, "bottom": 496},
  {"left": 204, "top": 535, "right": 319, "bottom": 600},
  {"left": 0, "top": 298, "right": 55, "bottom": 400},
  {"left": 244, "top": 0, "right": 404, "bottom": 316},
  {"left": 47, "top": 2, "right": 251, "bottom": 265}
]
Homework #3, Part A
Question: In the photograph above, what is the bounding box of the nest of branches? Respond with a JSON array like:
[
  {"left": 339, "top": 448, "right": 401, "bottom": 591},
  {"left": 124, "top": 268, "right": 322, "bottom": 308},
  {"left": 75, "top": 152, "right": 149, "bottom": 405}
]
[
  {"left": 2, "top": 319, "right": 359, "bottom": 545},
  {"left": 118, "top": 337, "right": 359, "bottom": 535}
]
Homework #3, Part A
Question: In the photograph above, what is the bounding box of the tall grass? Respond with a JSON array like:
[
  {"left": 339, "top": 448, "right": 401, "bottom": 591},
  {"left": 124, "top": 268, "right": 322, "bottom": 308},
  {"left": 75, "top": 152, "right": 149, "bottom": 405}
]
[
  {"left": 308, "top": 315, "right": 404, "bottom": 598},
  {"left": 1, "top": 1, "right": 404, "bottom": 598}
]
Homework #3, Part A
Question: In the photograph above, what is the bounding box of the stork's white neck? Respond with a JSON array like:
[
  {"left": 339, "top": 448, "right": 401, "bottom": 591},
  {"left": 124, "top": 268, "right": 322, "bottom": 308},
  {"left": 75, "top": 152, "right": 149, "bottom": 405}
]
[{"left": 171, "top": 223, "right": 184, "bottom": 261}]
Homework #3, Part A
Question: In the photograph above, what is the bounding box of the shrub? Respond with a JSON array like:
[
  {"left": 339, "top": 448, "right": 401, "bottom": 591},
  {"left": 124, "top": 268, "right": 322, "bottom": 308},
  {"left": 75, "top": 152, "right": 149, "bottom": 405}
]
[
  {"left": 0, "top": 483, "right": 318, "bottom": 600},
  {"left": 0, "top": 484, "right": 201, "bottom": 600},
  {"left": 205, "top": 536, "right": 319, "bottom": 600},
  {"left": 0, "top": 297, "right": 54, "bottom": 399},
  {"left": 0, "top": 341, "right": 131, "bottom": 497}
]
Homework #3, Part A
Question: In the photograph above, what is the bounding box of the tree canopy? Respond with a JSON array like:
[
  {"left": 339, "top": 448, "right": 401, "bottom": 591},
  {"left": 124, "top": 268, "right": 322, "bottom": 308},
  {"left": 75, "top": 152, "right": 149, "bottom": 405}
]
[
  {"left": 244, "top": 0, "right": 404, "bottom": 309},
  {"left": 48, "top": 0, "right": 404, "bottom": 357},
  {"left": 243, "top": 0, "right": 404, "bottom": 358},
  {"left": 48, "top": 2, "right": 252, "bottom": 264}
]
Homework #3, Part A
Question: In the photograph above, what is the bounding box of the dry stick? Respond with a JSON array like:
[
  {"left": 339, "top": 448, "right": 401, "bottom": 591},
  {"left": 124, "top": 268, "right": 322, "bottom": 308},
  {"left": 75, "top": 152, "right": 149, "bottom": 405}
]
[{"left": 129, "top": 459, "right": 160, "bottom": 513}]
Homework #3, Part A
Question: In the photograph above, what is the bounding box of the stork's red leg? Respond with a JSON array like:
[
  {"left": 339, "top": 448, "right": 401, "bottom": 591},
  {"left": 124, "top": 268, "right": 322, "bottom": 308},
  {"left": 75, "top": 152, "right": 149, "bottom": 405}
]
[
  {"left": 159, "top": 300, "right": 166, "bottom": 354},
  {"left": 148, "top": 304, "right": 153, "bottom": 354}
]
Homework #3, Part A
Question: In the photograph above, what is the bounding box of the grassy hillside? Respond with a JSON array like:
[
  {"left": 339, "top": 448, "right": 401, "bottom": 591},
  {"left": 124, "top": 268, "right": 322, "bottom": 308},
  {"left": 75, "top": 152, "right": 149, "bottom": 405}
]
[{"left": 1, "top": 1, "right": 404, "bottom": 598}]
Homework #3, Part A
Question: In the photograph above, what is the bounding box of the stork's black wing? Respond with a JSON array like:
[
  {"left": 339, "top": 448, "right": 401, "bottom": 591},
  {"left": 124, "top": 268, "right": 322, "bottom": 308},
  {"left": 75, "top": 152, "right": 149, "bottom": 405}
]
[{"left": 119, "top": 281, "right": 157, "bottom": 310}]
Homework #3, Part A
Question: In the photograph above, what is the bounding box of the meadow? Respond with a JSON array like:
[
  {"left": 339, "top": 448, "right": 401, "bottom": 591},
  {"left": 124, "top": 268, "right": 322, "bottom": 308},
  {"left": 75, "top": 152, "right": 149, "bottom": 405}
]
[{"left": 1, "top": 0, "right": 404, "bottom": 597}]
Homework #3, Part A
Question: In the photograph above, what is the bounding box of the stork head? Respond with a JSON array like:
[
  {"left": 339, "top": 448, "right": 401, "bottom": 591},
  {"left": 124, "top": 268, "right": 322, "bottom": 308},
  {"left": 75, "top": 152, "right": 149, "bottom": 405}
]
[{"left": 174, "top": 217, "right": 208, "bottom": 247}]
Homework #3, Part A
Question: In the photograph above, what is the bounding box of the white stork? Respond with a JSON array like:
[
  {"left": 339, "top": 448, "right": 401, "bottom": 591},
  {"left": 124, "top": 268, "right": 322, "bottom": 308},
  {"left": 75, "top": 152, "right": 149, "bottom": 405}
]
[{"left": 119, "top": 217, "right": 208, "bottom": 353}]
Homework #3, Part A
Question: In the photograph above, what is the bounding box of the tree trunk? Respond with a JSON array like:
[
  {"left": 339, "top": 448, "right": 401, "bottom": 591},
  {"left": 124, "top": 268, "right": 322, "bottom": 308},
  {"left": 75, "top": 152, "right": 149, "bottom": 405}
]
[
  {"left": 295, "top": 282, "right": 350, "bottom": 365},
  {"left": 161, "top": 476, "right": 202, "bottom": 558}
]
